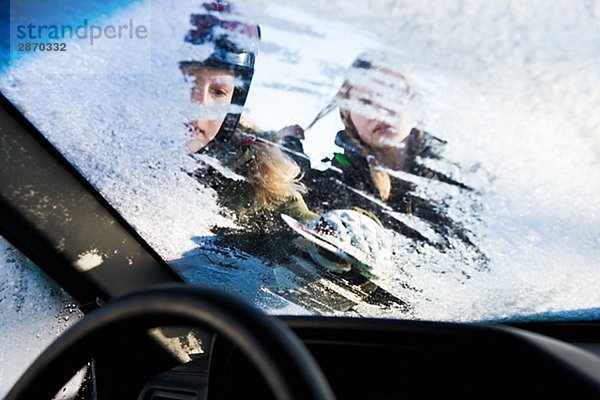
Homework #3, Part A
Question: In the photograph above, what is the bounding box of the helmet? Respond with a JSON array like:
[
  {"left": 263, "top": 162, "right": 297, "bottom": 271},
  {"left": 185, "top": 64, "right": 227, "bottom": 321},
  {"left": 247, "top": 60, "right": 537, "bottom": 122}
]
[{"left": 181, "top": 1, "right": 261, "bottom": 141}]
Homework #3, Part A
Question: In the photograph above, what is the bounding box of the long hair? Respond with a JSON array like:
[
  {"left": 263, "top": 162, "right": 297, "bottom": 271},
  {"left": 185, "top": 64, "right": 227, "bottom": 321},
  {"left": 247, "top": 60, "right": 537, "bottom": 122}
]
[
  {"left": 235, "top": 119, "right": 307, "bottom": 210},
  {"left": 307, "top": 80, "right": 392, "bottom": 201},
  {"left": 306, "top": 59, "right": 418, "bottom": 202},
  {"left": 339, "top": 104, "right": 392, "bottom": 202}
]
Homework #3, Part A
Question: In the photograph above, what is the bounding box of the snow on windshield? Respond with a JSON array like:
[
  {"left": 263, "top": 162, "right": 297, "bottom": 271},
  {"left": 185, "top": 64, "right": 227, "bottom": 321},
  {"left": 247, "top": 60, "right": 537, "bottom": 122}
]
[{"left": 1, "top": 0, "right": 599, "bottom": 322}]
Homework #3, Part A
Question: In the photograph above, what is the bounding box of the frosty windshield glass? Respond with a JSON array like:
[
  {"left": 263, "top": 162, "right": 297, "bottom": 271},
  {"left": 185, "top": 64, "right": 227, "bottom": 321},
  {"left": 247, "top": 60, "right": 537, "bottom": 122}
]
[
  {"left": 1, "top": 0, "right": 599, "bottom": 321},
  {"left": 0, "top": 236, "right": 84, "bottom": 398}
]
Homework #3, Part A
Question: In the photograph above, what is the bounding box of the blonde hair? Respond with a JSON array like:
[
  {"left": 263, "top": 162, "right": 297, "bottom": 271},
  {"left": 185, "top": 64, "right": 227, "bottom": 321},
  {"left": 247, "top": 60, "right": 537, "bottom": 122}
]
[
  {"left": 305, "top": 65, "right": 417, "bottom": 202},
  {"left": 246, "top": 141, "right": 307, "bottom": 208},
  {"left": 235, "top": 119, "right": 307, "bottom": 210},
  {"left": 339, "top": 106, "right": 392, "bottom": 201}
]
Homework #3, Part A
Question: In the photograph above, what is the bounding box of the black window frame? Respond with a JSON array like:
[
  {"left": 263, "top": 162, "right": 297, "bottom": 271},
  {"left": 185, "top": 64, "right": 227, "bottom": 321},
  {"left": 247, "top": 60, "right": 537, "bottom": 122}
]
[{"left": 0, "top": 92, "right": 181, "bottom": 310}]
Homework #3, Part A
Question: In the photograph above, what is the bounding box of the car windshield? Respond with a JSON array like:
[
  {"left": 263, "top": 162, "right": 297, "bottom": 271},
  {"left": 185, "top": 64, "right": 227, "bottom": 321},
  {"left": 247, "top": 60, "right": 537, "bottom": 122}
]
[{"left": 1, "top": 0, "right": 599, "bottom": 322}]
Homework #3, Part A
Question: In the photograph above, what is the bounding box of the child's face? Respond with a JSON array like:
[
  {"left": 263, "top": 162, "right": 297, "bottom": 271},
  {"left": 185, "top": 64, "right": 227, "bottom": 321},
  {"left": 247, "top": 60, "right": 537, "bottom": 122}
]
[
  {"left": 185, "top": 66, "right": 237, "bottom": 153},
  {"left": 347, "top": 86, "right": 413, "bottom": 149}
]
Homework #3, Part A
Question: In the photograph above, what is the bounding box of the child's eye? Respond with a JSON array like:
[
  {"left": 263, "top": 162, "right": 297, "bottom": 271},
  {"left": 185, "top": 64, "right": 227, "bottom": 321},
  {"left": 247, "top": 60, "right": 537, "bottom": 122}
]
[
  {"left": 359, "top": 98, "right": 373, "bottom": 105},
  {"left": 210, "top": 86, "right": 229, "bottom": 97}
]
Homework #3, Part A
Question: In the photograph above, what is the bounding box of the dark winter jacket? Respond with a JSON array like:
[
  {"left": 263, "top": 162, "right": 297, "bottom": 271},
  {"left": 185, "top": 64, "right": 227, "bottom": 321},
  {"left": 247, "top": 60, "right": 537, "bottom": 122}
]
[
  {"left": 188, "top": 125, "right": 318, "bottom": 264},
  {"left": 303, "top": 127, "right": 483, "bottom": 252}
]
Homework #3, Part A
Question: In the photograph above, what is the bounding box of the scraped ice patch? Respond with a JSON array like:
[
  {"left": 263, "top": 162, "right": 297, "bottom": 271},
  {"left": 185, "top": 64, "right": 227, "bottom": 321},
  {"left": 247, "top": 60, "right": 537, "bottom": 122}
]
[
  {"left": 191, "top": 153, "right": 247, "bottom": 181},
  {"left": 335, "top": 179, "right": 393, "bottom": 210},
  {"left": 169, "top": 239, "right": 310, "bottom": 314},
  {"left": 73, "top": 249, "right": 104, "bottom": 272},
  {"left": 259, "top": 288, "right": 312, "bottom": 316},
  {"left": 384, "top": 211, "right": 443, "bottom": 244}
]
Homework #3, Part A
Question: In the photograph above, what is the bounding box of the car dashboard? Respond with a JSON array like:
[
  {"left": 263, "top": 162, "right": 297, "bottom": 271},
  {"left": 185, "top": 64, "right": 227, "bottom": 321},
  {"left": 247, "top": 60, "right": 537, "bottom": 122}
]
[{"left": 136, "top": 317, "right": 600, "bottom": 400}]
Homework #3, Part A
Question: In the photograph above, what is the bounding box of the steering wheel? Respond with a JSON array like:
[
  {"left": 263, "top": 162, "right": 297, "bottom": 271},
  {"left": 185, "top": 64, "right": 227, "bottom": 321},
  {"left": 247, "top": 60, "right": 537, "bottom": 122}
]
[{"left": 6, "top": 285, "right": 336, "bottom": 400}]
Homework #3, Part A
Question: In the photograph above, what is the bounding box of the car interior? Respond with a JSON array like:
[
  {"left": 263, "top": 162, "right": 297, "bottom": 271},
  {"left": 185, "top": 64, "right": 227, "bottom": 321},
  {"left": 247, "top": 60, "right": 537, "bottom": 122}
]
[{"left": 1, "top": 1, "right": 600, "bottom": 399}]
